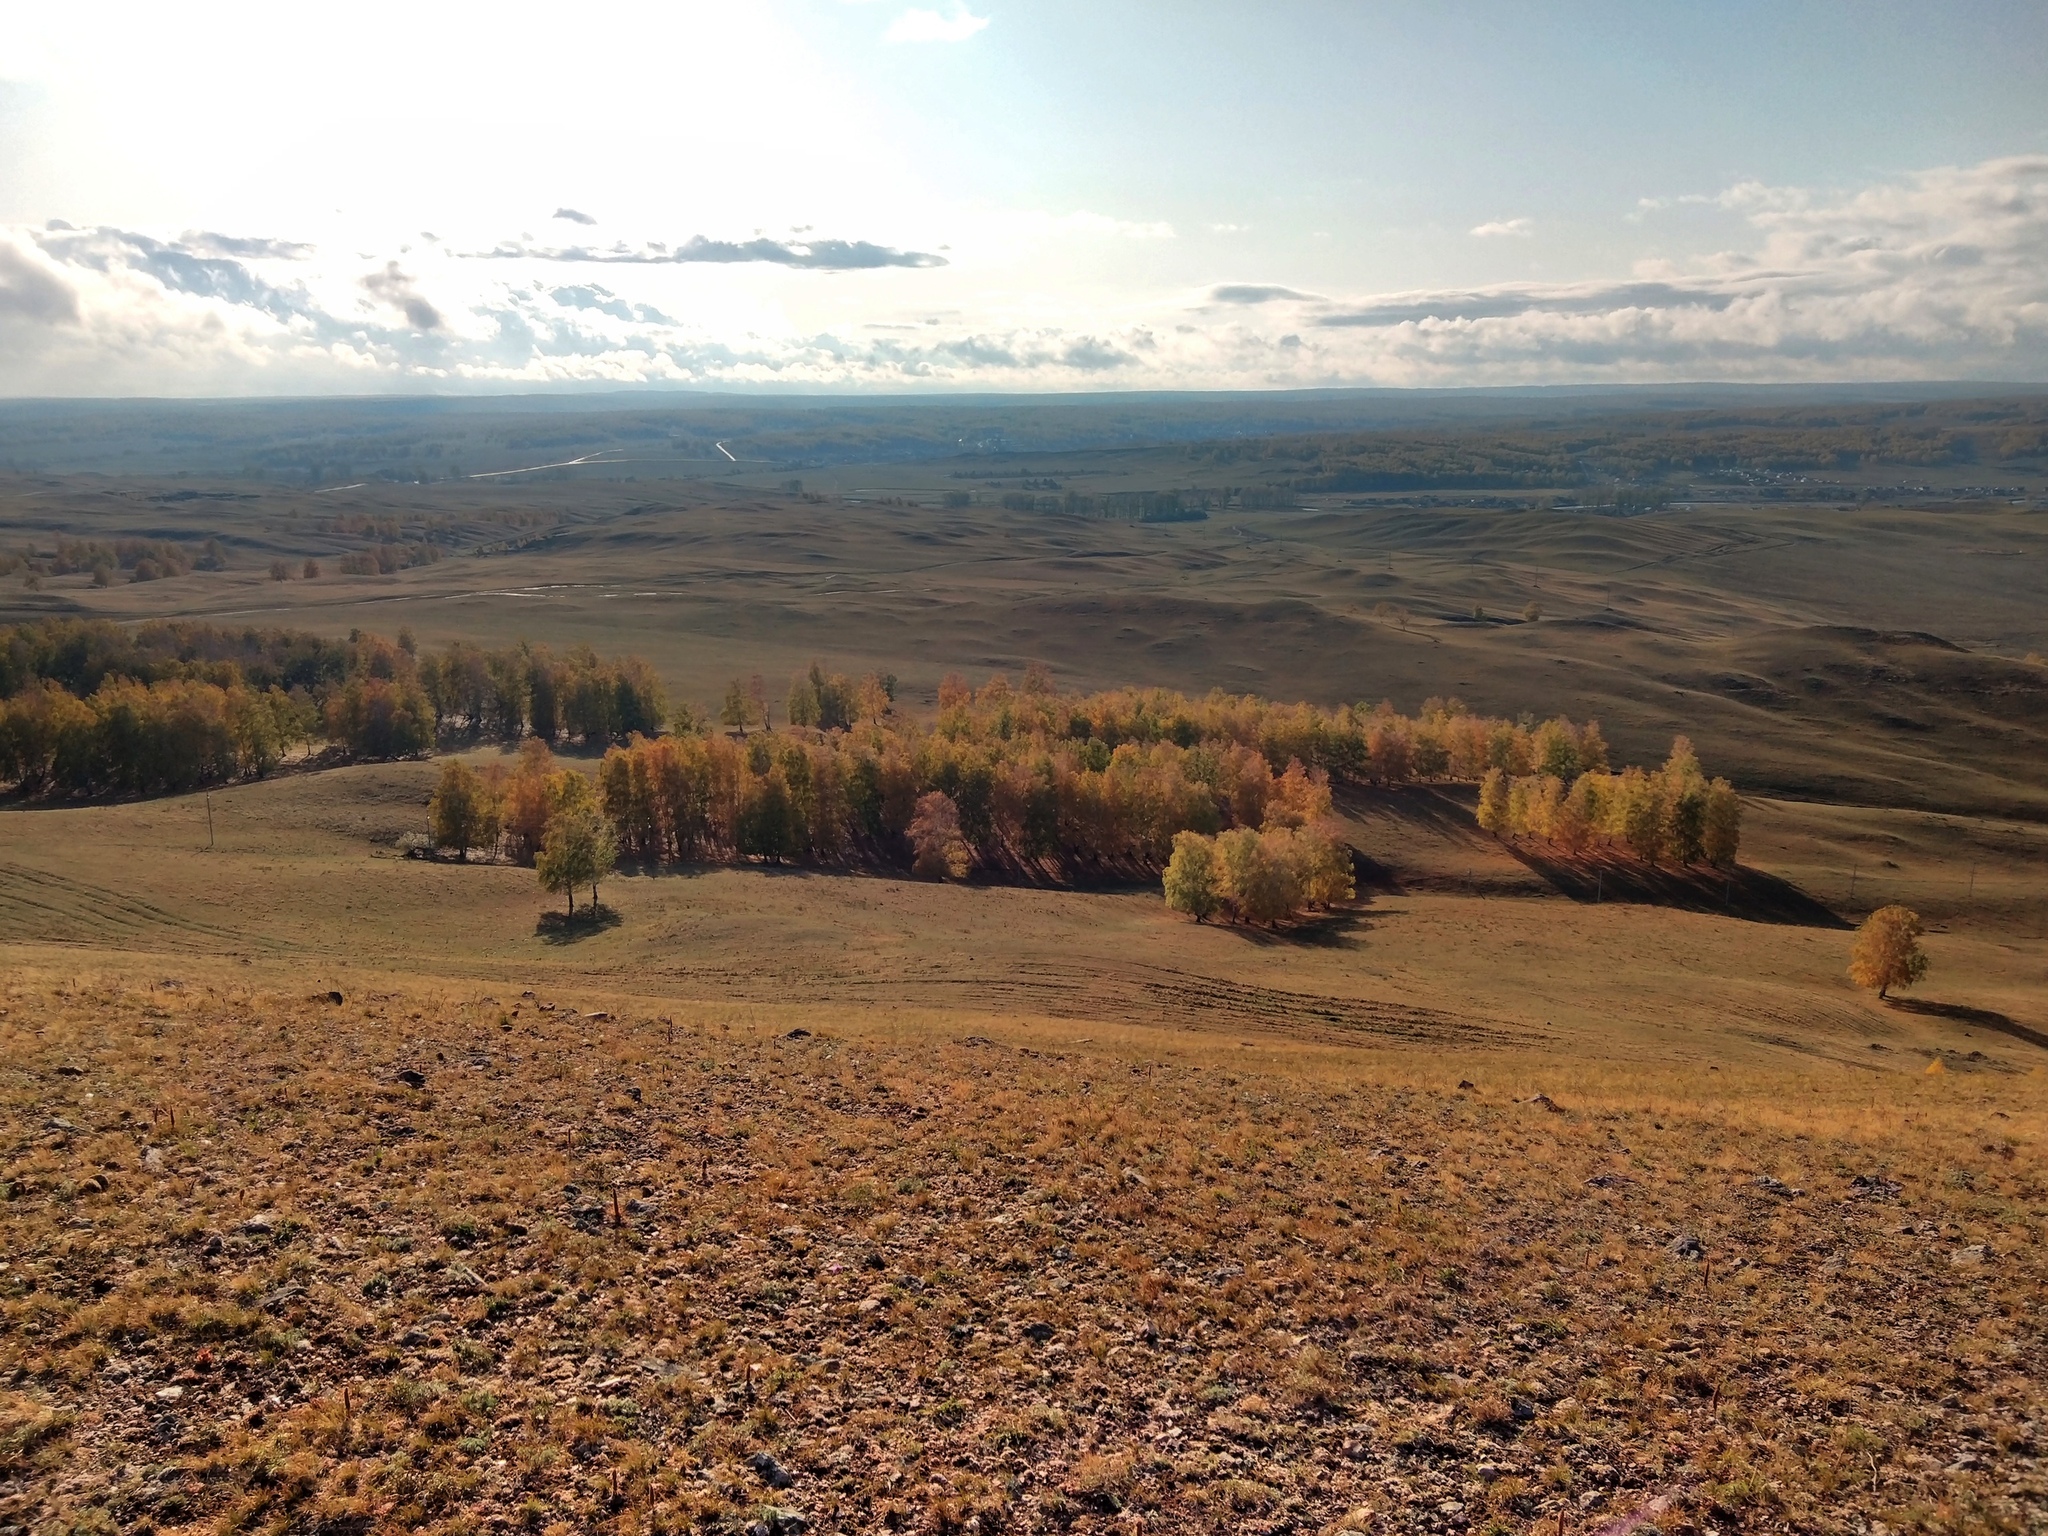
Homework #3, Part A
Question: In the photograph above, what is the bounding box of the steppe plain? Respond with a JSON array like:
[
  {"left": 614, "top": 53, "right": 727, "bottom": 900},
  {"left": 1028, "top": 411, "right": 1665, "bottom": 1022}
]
[{"left": 2, "top": 394, "right": 2045, "bottom": 1536}]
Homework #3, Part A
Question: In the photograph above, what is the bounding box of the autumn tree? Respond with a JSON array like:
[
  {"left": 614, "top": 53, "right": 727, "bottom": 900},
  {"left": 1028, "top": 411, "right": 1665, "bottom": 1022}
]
[
  {"left": 537, "top": 802, "right": 617, "bottom": 917},
  {"left": 909, "top": 790, "right": 971, "bottom": 879},
  {"left": 858, "top": 672, "right": 892, "bottom": 725},
  {"left": 737, "top": 766, "right": 803, "bottom": 862},
  {"left": 1552, "top": 776, "right": 1595, "bottom": 855},
  {"left": 1702, "top": 779, "right": 1742, "bottom": 866},
  {"left": 720, "top": 679, "right": 752, "bottom": 735},
  {"left": 498, "top": 739, "right": 557, "bottom": 863},
  {"left": 430, "top": 758, "right": 498, "bottom": 861},
  {"left": 1614, "top": 766, "right": 1664, "bottom": 863},
  {"left": 787, "top": 669, "right": 819, "bottom": 729},
  {"left": 1211, "top": 827, "right": 1302, "bottom": 924},
  {"left": 1294, "top": 829, "right": 1356, "bottom": 908},
  {"left": 1849, "top": 905, "right": 1929, "bottom": 1000},
  {"left": 1162, "top": 830, "right": 1220, "bottom": 920},
  {"left": 1264, "top": 759, "right": 1333, "bottom": 830},
  {"left": 1476, "top": 767, "right": 1510, "bottom": 834}
]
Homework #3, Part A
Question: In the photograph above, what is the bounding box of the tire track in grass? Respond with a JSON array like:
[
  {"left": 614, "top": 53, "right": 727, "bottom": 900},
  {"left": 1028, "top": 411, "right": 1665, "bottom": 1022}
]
[
  {"left": 0, "top": 862, "right": 261, "bottom": 948},
  {"left": 709, "top": 959, "right": 1529, "bottom": 1048}
]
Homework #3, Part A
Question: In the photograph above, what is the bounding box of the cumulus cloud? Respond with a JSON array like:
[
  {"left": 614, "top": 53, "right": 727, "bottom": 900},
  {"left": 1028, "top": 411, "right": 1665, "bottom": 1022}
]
[
  {"left": 467, "top": 234, "right": 948, "bottom": 270},
  {"left": 885, "top": 3, "right": 990, "bottom": 43},
  {"left": 361, "top": 262, "right": 443, "bottom": 331},
  {"left": 0, "top": 238, "right": 80, "bottom": 324},
  {"left": 548, "top": 284, "right": 676, "bottom": 325},
  {"left": 553, "top": 208, "right": 598, "bottom": 225},
  {"left": 33, "top": 224, "right": 315, "bottom": 322},
  {"left": 1297, "top": 155, "right": 2048, "bottom": 380},
  {"left": 1470, "top": 217, "right": 1533, "bottom": 238},
  {"left": 4, "top": 154, "right": 2046, "bottom": 393}
]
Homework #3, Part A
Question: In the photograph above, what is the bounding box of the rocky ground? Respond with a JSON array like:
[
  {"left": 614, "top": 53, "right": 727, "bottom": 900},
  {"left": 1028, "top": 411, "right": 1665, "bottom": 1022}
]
[{"left": 2, "top": 966, "right": 2043, "bottom": 1536}]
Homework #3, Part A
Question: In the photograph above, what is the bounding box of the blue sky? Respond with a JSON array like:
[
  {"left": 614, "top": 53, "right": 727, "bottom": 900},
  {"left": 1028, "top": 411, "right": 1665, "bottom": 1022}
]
[{"left": 2, "top": 0, "right": 2045, "bottom": 393}]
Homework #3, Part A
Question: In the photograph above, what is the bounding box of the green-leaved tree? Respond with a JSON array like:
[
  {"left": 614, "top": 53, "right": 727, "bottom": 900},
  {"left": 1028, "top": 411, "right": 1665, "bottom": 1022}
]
[
  {"left": 430, "top": 759, "right": 498, "bottom": 861},
  {"left": 1163, "top": 830, "right": 1220, "bottom": 920},
  {"left": 537, "top": 802, "right": 617, "bottom": 916}
]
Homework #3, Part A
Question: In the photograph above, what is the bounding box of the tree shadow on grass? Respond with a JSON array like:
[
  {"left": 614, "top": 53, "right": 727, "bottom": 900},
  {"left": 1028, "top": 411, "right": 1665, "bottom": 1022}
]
[
  {"left": 536, "top": 904, "right": 622, "bottom": 944},
  {"left": 1505, "top": 845, "right": 1850, "bottom": 928},
  {"left": 1190, "top": 897, "right": 1380, "bottom": 949},
  {"left": 1885, "top": 997, "right": 2048, "bottom": 1052}
]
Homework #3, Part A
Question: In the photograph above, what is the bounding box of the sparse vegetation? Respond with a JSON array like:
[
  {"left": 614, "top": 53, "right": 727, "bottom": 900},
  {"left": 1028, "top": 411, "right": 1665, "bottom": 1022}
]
[
  {"left": 4, "top": 392, "right": 2047, "bottom": 1535},
  {"left": 1, "top": 964, "right": 2039, "bottom": 1536}
]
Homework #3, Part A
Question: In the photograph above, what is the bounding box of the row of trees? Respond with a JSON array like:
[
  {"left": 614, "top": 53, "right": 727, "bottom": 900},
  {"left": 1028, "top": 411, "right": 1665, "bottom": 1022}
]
[
  {"left": 424, "top": 710, "right": 1355, "bottom": 890},
  {"left": 996, "top": 489, "right": 1208, "bottom": 522},
  {"left": 8, "top": 537, "right": 233, "bottom": 586},
  {"left": 900, "top": 674, "right": 1616, "bottom": 791},
  {"left": 581, "top": 727, "right": 1343, "bottom": 874},
  {"left": 0, "top": 676, "right": 309, "bottom": 794},
  {"left": 1475, "top": 736, "right": 1741, "bottom": 867},
  {"left": 411, "top": 668, "right": 1741, "bottom": 897},
  {"left": 416, "top": 640, "right": 666, "bottom": 745},
  {"left": 0, "top": 620, "right": 668, "bottom": 797}
]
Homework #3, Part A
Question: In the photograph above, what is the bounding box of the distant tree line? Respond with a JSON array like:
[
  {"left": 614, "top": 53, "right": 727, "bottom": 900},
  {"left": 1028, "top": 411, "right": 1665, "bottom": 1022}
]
[
  {"left": 0, "top": 619, "right": 665, "bottom": 796},
  {"left": 997, "top": 489, "right": 1208, "bottom": 522},
  {"left": 1179, "top": 401, "right": 2048, "bottom": 496},
  {"left": 0, "top": 537, "right": 232, "bottom": 588}
]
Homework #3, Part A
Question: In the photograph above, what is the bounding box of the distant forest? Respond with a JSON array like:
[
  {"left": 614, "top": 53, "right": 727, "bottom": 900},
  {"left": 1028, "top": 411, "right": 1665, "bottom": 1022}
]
[
  {"left": 1188, "top": 403, "right": 2048, "bottom": 493},
  {"left": 1, "top": 389, "right": 2041, "bottom": 485}
]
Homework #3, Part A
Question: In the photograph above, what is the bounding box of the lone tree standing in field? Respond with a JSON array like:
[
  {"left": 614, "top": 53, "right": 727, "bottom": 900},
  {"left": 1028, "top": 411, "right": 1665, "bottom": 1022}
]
[
  {"left": 429, "top": 759, "right": 497, "bottom": 861},
  {"left": 1850, "top": 904, "right": 1929, "bottom": 1000},
  {"left": 537, "top": 803, "right": 617, "bottom": 917},
  {"left": 720, "top": 679, "right": 752, "bottom": 735}
]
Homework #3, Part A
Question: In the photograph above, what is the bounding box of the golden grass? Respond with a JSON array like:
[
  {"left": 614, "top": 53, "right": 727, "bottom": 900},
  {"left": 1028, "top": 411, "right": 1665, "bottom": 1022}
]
[
  {"left": 3, "top": 953, "right": 2043, "bottom": 1535},
  {"left": 3, "top": 727, "right": 2046, "bottom": 1533}
]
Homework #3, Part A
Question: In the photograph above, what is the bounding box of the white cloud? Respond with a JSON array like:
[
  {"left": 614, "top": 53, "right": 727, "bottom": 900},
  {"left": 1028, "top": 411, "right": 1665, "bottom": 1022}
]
[
  {"left": 4, "top": 155, "right": 2047, "bottom": 393},
  {"left": 884, "top": 4, "right": 990, "bottom": 43},
  {"left": 1302, "top": 155, "right": 2048, "bottom": 382},
  {"left": 1470, "top": 217, "right": 1533, "bottom": 238}
]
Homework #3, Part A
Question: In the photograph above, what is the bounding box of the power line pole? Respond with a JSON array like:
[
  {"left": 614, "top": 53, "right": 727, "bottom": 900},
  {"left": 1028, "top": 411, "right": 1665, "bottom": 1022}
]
[{"left": 206, "top": 793, "right": 215, "bottom": 851}]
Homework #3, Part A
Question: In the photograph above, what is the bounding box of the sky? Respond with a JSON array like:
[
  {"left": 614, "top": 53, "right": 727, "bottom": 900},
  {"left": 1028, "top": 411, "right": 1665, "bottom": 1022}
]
[{"left": 2, "top": 0, "right": 2046, "bottom": 396}]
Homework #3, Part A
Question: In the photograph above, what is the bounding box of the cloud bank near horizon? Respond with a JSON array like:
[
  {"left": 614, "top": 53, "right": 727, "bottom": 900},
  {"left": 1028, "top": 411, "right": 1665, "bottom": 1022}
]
[{"left": 2, "top": 155, "right": 2045, "bottom": 395}]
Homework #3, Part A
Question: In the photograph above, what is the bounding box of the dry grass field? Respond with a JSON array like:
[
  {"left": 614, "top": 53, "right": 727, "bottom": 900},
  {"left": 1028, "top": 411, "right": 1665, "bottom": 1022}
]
[
  {"left": 6, "top": 472, "right": 2048, "bottom": 818},
  {"left": 3, "top": 760, "right": 2046, "bottom": 1536},
  {"left": 4, "top": 402, "right": 2048, "bottom": 1534}
]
